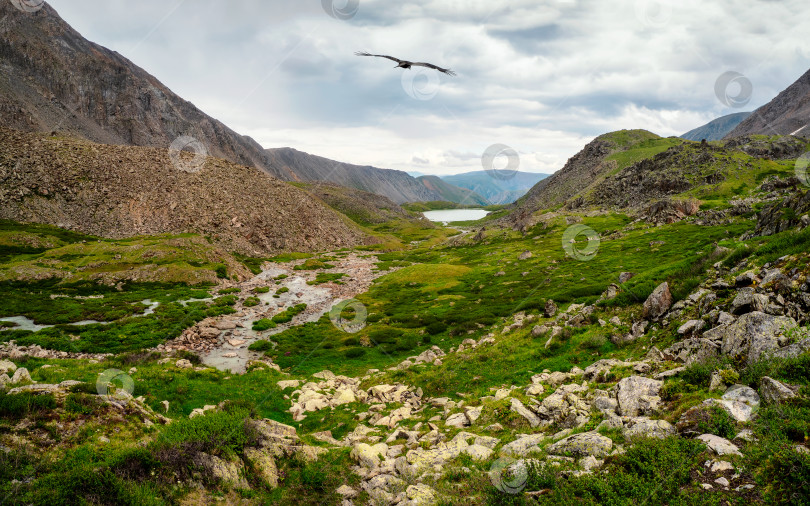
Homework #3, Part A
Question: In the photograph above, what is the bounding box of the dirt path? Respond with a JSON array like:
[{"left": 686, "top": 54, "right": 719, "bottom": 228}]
[{"left": 159, "top": 253, "right": 394, "bottom": 373}]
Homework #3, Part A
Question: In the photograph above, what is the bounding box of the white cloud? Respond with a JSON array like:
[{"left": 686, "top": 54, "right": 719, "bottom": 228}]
[{"left": 46, "top": 0, "right": 810, "bottom": 176}]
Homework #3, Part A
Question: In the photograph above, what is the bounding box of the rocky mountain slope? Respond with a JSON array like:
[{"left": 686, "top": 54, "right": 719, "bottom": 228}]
[
  {"left": 726, "top": 68, "right": 810, "bottom": 138},
  {"left": 441, "top": 171, "right": 550, "bottom": 205},
  {"left": 415, "top": 175, "right": 489, "bottom": 206},
  {"left": 264, "top": 148, "right": 443, "bottom": 204},
  {"left": 505, "top": 129, "right": 809, "bottom": 231},
  {"left": 0, "top": 3, "right": 450, "bottom": 204},
  {"left": 295, "top": 181, "right": 425, "bottom": 226},
  {"left": 504, "top": 130, "right": 672, "bottom": 229},
  {"left": 682, "top": 112, "right": 752, "bottom": 141},
  {"left": 0, "top": 128, "right": 372, "bottom": 255}
]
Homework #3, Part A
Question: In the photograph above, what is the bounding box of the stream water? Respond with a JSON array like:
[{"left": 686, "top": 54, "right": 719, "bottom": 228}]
[{"left": 0, "top": 299, "right": 160, "bottom": 332}]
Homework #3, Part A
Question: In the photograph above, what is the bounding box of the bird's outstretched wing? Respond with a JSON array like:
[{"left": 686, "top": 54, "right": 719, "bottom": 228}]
[
  {"left": 355, "top": 51, "right": 404, "bottom": 64},
  {"left": 411, "top": 61, "right": 456, "bottom": 76}
]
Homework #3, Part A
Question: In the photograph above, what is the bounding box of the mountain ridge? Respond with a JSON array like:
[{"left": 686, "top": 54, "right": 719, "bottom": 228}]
[
  {"left": 0, "top": 3, "right": 456, "bottom": 204},
  {"left": 726, "top": 68, "right": 810, "bottom": 138},
  {"left": 681, "top": 112, "right": 751, "bottom": 141}
]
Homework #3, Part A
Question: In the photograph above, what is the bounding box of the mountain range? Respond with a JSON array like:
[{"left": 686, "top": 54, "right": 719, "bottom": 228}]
[{"left": 441, "top": 171, "right": 550, "bottom": 205}]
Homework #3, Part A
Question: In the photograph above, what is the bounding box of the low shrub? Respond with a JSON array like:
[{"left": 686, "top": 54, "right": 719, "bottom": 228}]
[
  {"left": 345, "top": 348, "right": 366, "bottom": 359},
  {"left": 0, "top": 392, "right": 56, "bottom": 418},
  {"left": 252, "top": 319, "right": 276, "bottom": 332},
  {"left": 248, "top": 339, "right": 273, "bottom": 352}
]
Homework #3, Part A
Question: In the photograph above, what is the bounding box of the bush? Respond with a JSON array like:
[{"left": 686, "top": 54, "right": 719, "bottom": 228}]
[
  {"left": 214, "top": 264, "right": 228, "bottom": 279},
  {"left": 581, "top": 334, "right": 607, "bottom": 350},
  {"left": 272, "top": 303, "right": 307, "bottom": 324},
  {"left": 248, "top": 339, "right": 273, "bottom": 352},
  {"left": 368, "top": 328, "right": 403, "bottom": 344},
  {"left": 345, "top": 348, "right": 366, "bottom": 359},
  {"left": 243, "top": 296, "right": 260, "bottom": 307},
  {"left": 155, "top": 408, "right": 250, "bottom": 457},
  {"left": 425, "top": 322, "right": 447, "bottom": 335},
  {"left": 0, "top": 392, "right": 56, "bottom": 418},
  {"left": 696, "top": 405, "right": 736, "bottom": 439},
  {"left": 252, "top": 319, "right": 276, "bottom": 332},
  {"left": 252, "top": 286, "right": 270, "bottom": 294},
  {"left": 65, "top": 393, "right": 98, "bottom": 415}
]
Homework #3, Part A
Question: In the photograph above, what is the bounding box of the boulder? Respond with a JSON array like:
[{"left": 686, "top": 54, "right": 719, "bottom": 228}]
[
  {"left": 11, "top": 367, "right": 31, "bottom": 384},
  {"left": 623, "top": 418, "right": 675, "bottom": 440},
  {"left": 510, "top": 398, "right": 541, "bottom": 428},
  {"left": 643, "top": 282, "right": 672, "bottom": 320},
  {"left": 662, "top": 338, "right": 719, "bottom": 365},
  {"left": 697, "top": 434, "right": 742, "bottom": 456},
  {"left": 707, "top": 312, "right": 798, "bottom": 364},
  {"left": 722, "top": 384, "right": 760, "bottom": 408},
  {"left": 192, "top": 453, "right": 250, "bottom": 489},
  {"left": 759, "top": 376, "right": 797, "bottom": 404},
  {"left": 0, "top": 360, "right": 17, "bottom": 376},
  {"left": 351, "top": 443, "right": 388, "bottom": 469},
  {"left": 464, "top": 444, "right": 494, "bottom": 461},
  {"left": 445, "top": 413, "right": 469, "bottom": 428},
  {"left": 547, "top": 431, "right": 613, "bottom": 458},
  {"left": 545, "top": 300, "right": 558, "bottom": 318},
  {"left": 616, "top": 376, "right": 663, "bottom": 417},
  {"left": 501, "top": 434, "right": 546, "bottom": 457},
  {"left": 677, "top": 320, "right": 705, "bottom": 337},
  {"left": 772, "top": 337, "right": 810, "bottom": 360},
  {"left": 730, "top": 288, "right": 768, "bottom": 315},
  {"left": 406, "top": 484, "right": 437, "bottom": 504},
  {"left": 243, "top": 447, "right": 279, "bottom": 488}
]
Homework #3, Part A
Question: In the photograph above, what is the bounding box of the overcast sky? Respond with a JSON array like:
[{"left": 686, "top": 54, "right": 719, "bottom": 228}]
[{"left": 45, "top": 0, "right": 810, "bottom": 176}]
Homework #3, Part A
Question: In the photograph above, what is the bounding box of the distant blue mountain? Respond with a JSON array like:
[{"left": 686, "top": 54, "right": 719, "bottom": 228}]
[
  {"left": 441, "top": 171, "right": 550, "bottom": 204},
  {"left": 681, "top": 112, "right": 752, "bottom": 141}
]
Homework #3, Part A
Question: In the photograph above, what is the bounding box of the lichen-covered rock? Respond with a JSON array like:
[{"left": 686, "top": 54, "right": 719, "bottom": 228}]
[
  {"left": 707, "top": 311, "right": 798, "bottom": 364},
  {"left": 616, "top": 376, "right": 663, "bottom": 417},
  {"left": 501, "top": 434, "right": 547, "bottom": 457},
  {"left": 643, "top": 282, "right": 672, "bottom": 320},
  {"left": 0, "top": 360, "right": 17, "bottom": 376},
  {"left": 510, "top": 398, "right": 541, "bottom": 428},
  {"left": 11, "top": 367, "right": 31, "bottom": 384},
  {"left": 697, "top": 434, "right": 742, "bottom": 456},
  {"left": 662, "top": 338, "right": 719, "bottom": 365},
  {"left": 759, "top": 376, "right": 797, "bottom": 404},
  {"left": 192, "top": 452, "right": 250, "bottom": 489},
  {"left": 547, "top": 431, "right": 613, "bottom": 458},
  {"left": 243, "top": 447, "right": 279, "bottom": 488},
  {"left": 351, "top": 443, "right": 388, "bottom": 469},
  {"left": 623, "top": 417, "right": 675, "bottom": 439}
]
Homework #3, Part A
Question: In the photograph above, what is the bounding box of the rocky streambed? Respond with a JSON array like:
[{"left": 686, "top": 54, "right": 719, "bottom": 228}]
[{"left": 159, "top": 253, "right": 395, "bottom": 373}]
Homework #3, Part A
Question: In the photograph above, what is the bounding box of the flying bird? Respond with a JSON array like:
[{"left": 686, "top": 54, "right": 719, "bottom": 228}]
[{"left": 355, "top": 51, "right": 456, "bottom": 76}]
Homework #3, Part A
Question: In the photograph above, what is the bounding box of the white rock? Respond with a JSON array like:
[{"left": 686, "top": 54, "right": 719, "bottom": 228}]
[
  {"left": 510, "top": 398, "right": 541, "bottom": 428},
  {"left": 11, "top": 367, "right": 31, "bottom": 384},
  {"left": 697, "top": 434, "right": 742, "bottom": 457}
]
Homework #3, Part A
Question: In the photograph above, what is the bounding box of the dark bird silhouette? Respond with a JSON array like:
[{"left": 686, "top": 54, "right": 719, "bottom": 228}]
[{"left": 355, "top": 51, "right": 456, "bottom": 76}]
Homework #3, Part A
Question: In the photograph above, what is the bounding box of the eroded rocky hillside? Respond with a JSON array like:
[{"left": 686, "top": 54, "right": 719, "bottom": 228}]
[{"left": 0, "top": 128, "right": 372, "bottom": 255}]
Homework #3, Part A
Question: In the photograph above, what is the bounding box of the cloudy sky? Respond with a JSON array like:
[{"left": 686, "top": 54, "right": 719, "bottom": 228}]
[{"left": 45, "top": 0, "right": 810, "bottom": 176}]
